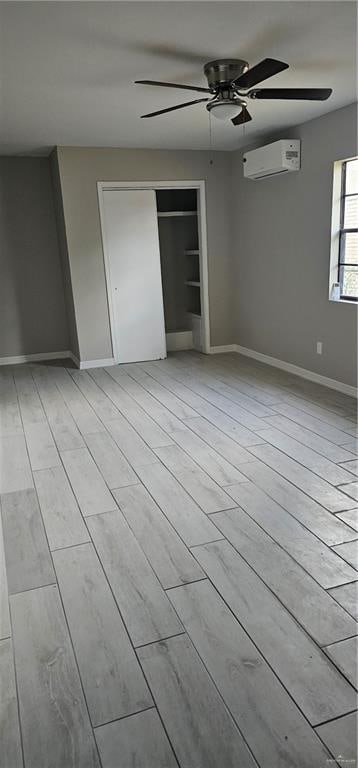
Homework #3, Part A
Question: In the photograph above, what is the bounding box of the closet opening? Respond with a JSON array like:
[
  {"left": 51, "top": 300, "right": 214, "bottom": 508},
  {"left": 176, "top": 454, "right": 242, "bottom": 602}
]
[
  {"left": 156, "top": 188, "right": 203, "bottom": 353},
  {"left": 98, "top": 180, "right": 209, "bottom": 365}
]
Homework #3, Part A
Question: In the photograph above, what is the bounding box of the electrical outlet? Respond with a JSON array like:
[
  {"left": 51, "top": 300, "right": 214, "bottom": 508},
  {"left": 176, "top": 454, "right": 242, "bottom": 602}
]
[{"left": 316, "top": 341, "right": 323, "bottom": 355}]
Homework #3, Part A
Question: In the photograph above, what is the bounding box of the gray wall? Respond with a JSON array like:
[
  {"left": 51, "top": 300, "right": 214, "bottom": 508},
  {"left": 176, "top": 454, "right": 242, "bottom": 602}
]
[
  {"left": 158, "top": 215, "right": 198, "bottom": 333},
  {"left": 50, "top": 151, "right": 80, "bottom": 358},
  {"left": 231, "top": 103, "right": 357, "bottom": 388},
  {"left": 56, "top": 147, "right": 234, "bottom": 361},
  {"left": 0, "top": 157, "right": 69, "bottom": 358}
]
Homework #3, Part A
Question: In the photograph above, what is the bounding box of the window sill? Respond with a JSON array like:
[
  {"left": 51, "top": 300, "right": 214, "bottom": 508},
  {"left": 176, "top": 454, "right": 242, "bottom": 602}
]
[{"left": 329, "top": 297, "right": 358, "bottom": 305}]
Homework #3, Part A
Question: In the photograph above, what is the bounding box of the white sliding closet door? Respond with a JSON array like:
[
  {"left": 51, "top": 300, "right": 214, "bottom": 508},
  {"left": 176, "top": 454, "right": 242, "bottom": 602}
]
[{"left": 101, "top": 189, "right": 166, "bottom": 363}]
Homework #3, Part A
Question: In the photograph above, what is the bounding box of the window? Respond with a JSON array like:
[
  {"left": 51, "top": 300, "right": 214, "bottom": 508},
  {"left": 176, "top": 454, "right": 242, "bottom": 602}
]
[{"left": 338, "top": 157, "right": 358, "bottom": 300}]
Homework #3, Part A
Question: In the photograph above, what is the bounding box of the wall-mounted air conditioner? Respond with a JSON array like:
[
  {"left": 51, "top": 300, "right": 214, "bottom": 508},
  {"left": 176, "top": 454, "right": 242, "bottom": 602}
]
[{"left": 243, "top": 139, "right": 301, "bottom": 180}]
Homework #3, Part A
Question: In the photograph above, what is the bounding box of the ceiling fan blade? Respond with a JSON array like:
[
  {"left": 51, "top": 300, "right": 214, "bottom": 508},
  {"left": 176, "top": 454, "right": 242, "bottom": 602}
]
[
  {"left": 232, "top": 58, "right": 289, "bottom": 89},
  {"left": 249, "top": 87, "right": 332, "bottom": 100},
  {"left": 232, "top": 106, "right": 252, "bottom": 126},
  {"left": 141, "top": 98, "right": 210, "bottom": 118},
  {"left": 135, "top": 79, "right": 210, "bottom": 94}
]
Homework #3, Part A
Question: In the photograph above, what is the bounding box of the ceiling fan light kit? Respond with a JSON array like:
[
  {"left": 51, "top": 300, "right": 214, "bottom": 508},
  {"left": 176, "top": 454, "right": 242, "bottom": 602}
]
[
  {"left": 135, "top": 57, "right": 332, "bottom": 124},
  {"left": 206, "top": 95, "right": 246, "bottom": 121}
]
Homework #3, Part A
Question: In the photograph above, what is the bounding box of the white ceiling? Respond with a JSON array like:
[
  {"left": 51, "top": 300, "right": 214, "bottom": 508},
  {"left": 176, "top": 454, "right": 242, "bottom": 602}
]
[{"left": 0, "top": 1, "right": 356, "bottom": 155}]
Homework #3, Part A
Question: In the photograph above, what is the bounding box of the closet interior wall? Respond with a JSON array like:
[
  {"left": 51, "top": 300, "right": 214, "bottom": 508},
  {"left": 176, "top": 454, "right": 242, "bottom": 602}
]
[{"left": 156, "top": 189, "right": 201, "bottom": 350}]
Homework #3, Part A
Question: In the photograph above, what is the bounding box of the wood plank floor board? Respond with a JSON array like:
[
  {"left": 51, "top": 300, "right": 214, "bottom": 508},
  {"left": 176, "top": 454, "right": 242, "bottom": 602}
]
[
  {"left": 106, "top": 365, "right": 189, "bottom": 434},
  {"left": 0, "top": 370, "right": 22, "bottom": 437},
  {"left": 87, "top": 510, "right": 183, "bottom": 646},
  {"left": 150, "top": 361, "right": 264, "bottom": 446},
  {"left": 60, "top": 447, "right": 118, "bottom": 517},
  {"left": 336, "top": 508, "right": 358, "bottom": 532},
  {"left": 340, "top": 459, "right": 358, "bottom": 475},
  {"left": 0, "top": 434, "right": 33, "bottom": 494},
  {"left": 180, "top": 355, "right": 282, "bottom": 406},
  {"left": 259, "top": 414, "right": 356, "bottom": 462},
  {"left": 84, "top": 430, "right": 138, "bottom": 489},
  {"left": 33, "top": 466, "right": 90, "bottom": 550},
  {"left": 0, "top": 396, "right": 23, "bottom": 438},
  {"left": 171, "top": 351, "right": 279, "bottom": 412},
  {"left": 211, "top": 506, "right": 358, "bottom": 643},
  {"left": 201, "top": 357, "right": 285, "bottom": 406},
  {"left": 169, "top": 426, "right": 248, "bottom": 485},
  {"left": 188, "top": 402, "right": 264, "bottom": 447},
  {"left": 324, "top": 637, "right": 358, "bottom": 689},
  {"left": 10, "top": 585, "right": 100, "bottom": 768},
  {"left": 95, "top": 708, "right": 178, "bottom": 768},
  {"left": 0, "top": 638, "right": 23, "bottom": 768},
  {"left": 105, "top": 415, "right": 160, "bottom": 468},
  {"left": 50, "top": 367, "right": 105, "bottom": 435},
  {"left": 53, "top": 543, "right": 153, "bottom": 726},
  {"left": 329, "top": 582, "right": 358, "bottom": 620},
  {"left": 184, "top": 416, "right": 256, "bottom": 466},
  {"left": 68, "top": 369, "right": 120, "bottom": 421},
  {"left": 162, "top": 366, "right": 266, "bottom": 432},
  {"left": 169, "top": 353, "right": 285, "bottom": 404},
  {"left": 114, "top": 483, "right": 204, "bottom": 589},
  {"left": 332, "top": 540, "right": 358, "bottom": 570},
  {"left": 315, "top": 713, "right": 358, "bottom": 768},
  {"left": 279, "top": 392, "right": 356, "bottom": 432},
  {"left": 90, "top": 368, "right": 172, "bottom": 448},
  {"left": 140, "top": 360, "right": 214, "bottom": 409},
  {"left": 136, "top": 462, "right": 222, "bottom": 546},
  {"left": 1, "top": 488, "right": 55, "bottom": 594},
  {"left": 194, "top": 540, "right": 357, "bottom": 725},
  {"left": 24, "top": 421, "right": 61, "bottom": 471},
  {"left": 224, "top": 481, "right": 358, "bottom": 588},
  {"left": 13, "top": 366, "right": 46, "bottom": 426},
  {"left": 123, "top": 362, "right": 199, "bottom": 420},
  {"left": 193, "top": 374, "right": 275, "bottom": 418},
  {"left": 255, "top": 427, "right": 356, "bottom": 485},
  {"left": 338, "top": 481, "right": 358, "bottom": 501},
  {"left": 31, "top": 366, "right": 85, "bottom": 450},
  {"left": 269, "top": 372, "right": 356, "bottom": 416},
  {"left": 237, "top": 460, "right": 357, "bottom": 545},
  {"left": 154, "top": 444, "right": 237, "bottom": 514},
  {"left": 248, "top": 443, "right": 357, "bottom": 513},
  {"left": 169, "top": 580, "right": 331, "bottom": 768},
  {"left": 341, "top": 438, "right": 358, "bottom": 454},
  {"left": 0, "top": 514, "right": 10, "bottom": 639},
  {"left": 137, "top": 633, "right": 257, "bottom": 768},
  {"left": 271, "top": 402, "right": 353, "bottom": 445}
]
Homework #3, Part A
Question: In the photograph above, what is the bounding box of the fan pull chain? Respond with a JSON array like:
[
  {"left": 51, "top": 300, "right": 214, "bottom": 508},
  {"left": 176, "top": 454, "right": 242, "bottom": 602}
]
[{"left": 209, "top": 111, "right": 213, "bottom": 165}]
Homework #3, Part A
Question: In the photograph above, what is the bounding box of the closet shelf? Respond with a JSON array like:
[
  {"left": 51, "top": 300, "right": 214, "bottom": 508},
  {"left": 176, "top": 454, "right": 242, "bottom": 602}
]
[
  {"left": 157, "top": 211, "right": 197, "bottom": 218},
  {"left": 185, "top": 281, "right": 200, "bottom": 287}
]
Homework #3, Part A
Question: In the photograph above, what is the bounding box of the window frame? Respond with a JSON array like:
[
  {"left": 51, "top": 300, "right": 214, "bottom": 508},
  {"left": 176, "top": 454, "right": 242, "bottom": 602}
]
[{"left": 338, "top": 158, "right": 358, "bottom": 302}]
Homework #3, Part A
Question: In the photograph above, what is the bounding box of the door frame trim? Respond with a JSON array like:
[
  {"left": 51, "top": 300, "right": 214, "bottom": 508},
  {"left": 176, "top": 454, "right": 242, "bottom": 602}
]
[{"left": 97, "top": 180, "right": 210, "bottom": 358}]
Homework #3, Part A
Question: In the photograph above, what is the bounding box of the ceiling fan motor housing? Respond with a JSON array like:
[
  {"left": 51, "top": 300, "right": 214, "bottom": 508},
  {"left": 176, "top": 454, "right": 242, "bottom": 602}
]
[{"left": 203, "top": 59, "right": 248, "bottom": 91}]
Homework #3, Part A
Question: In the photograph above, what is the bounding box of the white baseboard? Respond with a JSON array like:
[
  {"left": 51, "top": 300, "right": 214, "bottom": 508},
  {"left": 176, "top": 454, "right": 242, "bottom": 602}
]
[
  {"left": 0, "top": 350, "right": 116, "bottom": 371},
  {"left": 166, "top": 331, "right": 193, "bottom": 352},
  {"left": 208, "top": 344, "right": 237, "bottom": 354},
  {"left": 74, "top": 357, "right": 116, "bottom": 370},
  {"left": 0, "top": 350, "right": 72, "bottom": 366},
  {"left": 209, "top": 344, "right": 357, "bottom": 398},
  {"left": 236, "top": 344, "right": 357, "bottom": 398}
]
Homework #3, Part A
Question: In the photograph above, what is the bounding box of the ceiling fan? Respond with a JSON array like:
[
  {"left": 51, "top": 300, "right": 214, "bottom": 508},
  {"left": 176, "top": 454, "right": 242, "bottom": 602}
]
[{"left": 135, "top": 58, "right": 332, "bottom": 125}]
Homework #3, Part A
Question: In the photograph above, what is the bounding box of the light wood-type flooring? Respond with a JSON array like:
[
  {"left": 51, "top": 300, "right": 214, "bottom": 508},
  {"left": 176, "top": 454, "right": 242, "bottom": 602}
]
[{"left": 1, "top": 351, "right": 357, "bottom": 768}]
